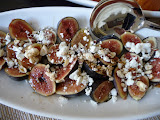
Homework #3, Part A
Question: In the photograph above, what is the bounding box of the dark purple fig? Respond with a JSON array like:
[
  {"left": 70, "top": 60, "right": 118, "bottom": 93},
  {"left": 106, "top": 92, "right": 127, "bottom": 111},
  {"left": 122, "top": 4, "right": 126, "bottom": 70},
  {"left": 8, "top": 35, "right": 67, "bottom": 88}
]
[
  {"left": 56, "top": 77, "right": 87, "bottom": 95},
  {"left": 148, "top": 58, "right": 160, "bottom": 82},
  {"left": 29, "top": 64, "right": 56, "bottom": 96},
  {"left": 47, "top": 44, "right": 63, "bottom": 64},
  {"left": 55, "top": 57, "right": 78, "bottom": 83},
  {"left": 0, "top": 57, "right": 6, "bottom": 70},
  {"left": 9, "top": 19, "right": 34, "bottom": 40},
  {"left": 128, "top": 76, "right": 149, "bottom": 100},
  {"left": 57, "top": 17, "right": 79, "bottom": 44},
  {"left": 100, "top": 39, "right": 123, "bottom": 55},
  {"left": 5, "top": 67, "right": 28, "bottom": 81},
  {"left": 143, "top": 37, "right": 157, "bottom": 61},
  {"left": 114, "top": 67, "right": 128, "bottom": 100},
  {"left": 121, "top": 32, "right": 142, "bottom": 51},
  {"left": 83, "top": 60, "right": 108, "bottom": 79},
  {"left": 71, "top": 28, "right": 92, "bottom": 49},
  {"left": 90, "top": 80, "right": 114, "bottom": 103},
  {"left": 0, "top": 31, "right": 7, "bottom": 47}
]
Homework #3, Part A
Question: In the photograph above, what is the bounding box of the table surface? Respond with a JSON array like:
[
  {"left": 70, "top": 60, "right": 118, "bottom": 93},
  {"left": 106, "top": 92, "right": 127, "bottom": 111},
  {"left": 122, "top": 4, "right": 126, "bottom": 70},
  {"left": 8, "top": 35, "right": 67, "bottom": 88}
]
[{"left": 0, "top": 0, "right": 160, "bottom": 120}]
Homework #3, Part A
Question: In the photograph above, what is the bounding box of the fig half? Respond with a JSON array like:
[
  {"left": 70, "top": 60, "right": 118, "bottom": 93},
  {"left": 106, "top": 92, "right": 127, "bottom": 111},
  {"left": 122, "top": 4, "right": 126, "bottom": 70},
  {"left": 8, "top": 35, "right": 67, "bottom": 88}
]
[
  {"left": 114, "top": 67, "right": 128, "bottom": 100},
  {"left": 57, "top": 17, "right": 79, "bottom": 44},
  {"left": 0, "top": 57, "right": 6, "bottom": 70},
  {"left": 128, "top": 76, "right": 149, "bottom": 100},
  {"left": 9, "top": 19, "right": 34, "bottom": 40},
  {"left": 29, "top": 64, "right": 56, "bottom": 96},
  {"left": 0, "top": 31, "right": 7, "bottom": 47},
  {"left": 90, "top": 80, "right": 114, "bottom": 103},
  {"left": 56, "top": 77, "right": 87, "bottom": 95},
  {"left": 5, "top": 67, "right": 28, "bottom": 81}
]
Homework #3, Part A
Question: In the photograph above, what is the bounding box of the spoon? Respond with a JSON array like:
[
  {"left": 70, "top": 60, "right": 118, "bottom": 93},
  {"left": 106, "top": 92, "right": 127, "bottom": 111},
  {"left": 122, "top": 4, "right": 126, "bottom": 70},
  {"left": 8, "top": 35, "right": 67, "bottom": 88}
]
[{"left": 90, "top": 0, "right": 160, "bottom": 38}]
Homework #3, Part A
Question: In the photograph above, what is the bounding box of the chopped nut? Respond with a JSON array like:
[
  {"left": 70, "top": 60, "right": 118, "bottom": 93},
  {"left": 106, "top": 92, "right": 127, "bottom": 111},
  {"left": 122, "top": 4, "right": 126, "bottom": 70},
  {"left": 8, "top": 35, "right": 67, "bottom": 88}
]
[
  {"left": 14, "top": 39, "right": 20, "bottom": 45},
  {"left": 25, "top": 48, "right": 40, "bottom": 59},
  {"left": 136, "top": 81, "right": 147, "bottom": 92},
  {"left": 109, "top": 52, "right": 116, "bottom": 58},
  {"left": 148, "top": 74, "right": 154, "bottom": 80},
  {"left": 45, "top": 72, "right": 55, "bottom": 81},
  {"left": 121, "top": 83, "right": 126, "bottom": 88},
  {"left": 63, "top": 58, "right": 69, "bottom": 67},
  {"left": 144, "top": 63, "right": 153, "bottom": 70},
  {"left": 40, "top": 45, "right": 48, "bottom": 56},
  {"left": 29, "top": 57, "right": 39, "bottom": 64},
  {"left": 19, "top": 65, "right": 27, "bottom": 73},
  {"left": 118, "top": 63, "right": 123, "bottom": 69},
  {"left": 117, "top": 70, "right": 125, "bottom": 78},
  {"left": 145, "top": 70, "right": 152, "bottom": 75},
  {"left": 0, "top": 49, "right": 4, "bottom": 57}
]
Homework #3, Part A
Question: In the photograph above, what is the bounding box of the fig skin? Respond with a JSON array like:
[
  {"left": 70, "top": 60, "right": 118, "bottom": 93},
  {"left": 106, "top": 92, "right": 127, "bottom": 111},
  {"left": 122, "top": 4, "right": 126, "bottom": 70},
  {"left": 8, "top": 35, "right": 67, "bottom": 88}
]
[
  {"left": 57, "top": 17, "right": 79, "bottom": 44},
  {"left": 71, "top": 28, "right": 92, "bottom": 49},
  {"left": 0, "top": 57, "right": 6, "bottom": 70},
  {"left": 114, "top": 67, "right": 128, "bottom": 100},
  {"left": 56, "top": 77, "right": 87, "bottom": 95},
  {"left": 9, "top": 19, "right": 34, "bottom": 40},
  {"left": 0, "top": 31, "right": 7, "bottom": 47},
  {"left": 29, "top": 64, "right": 56, "bottom": 96},
  {"left": 149, "top": 58, "right": 160, "bottom": 82},
  {"left": 100, "top": 39, "right": 123, "bottom": 55},
  {"left": 128, "top": 76, "right": 149, "bottom": 101},
  {"left": 91, "top": 80, "right": 114, "bottom": 103},
  {"left": 96, "top": 34, "right": 120, "bottom": 43},
  {"left": 121, "top": 32, "right": 142, "bottom": 50},
  {"left": 55, "top": 57, "right": 78, "bottom": 83},
  {"left": 5, "top": 67, "right": 28, "bottom": 81},
  {"left": 83, "top": 60, "right": 108, "bottom": 79},
  {"left": 143, "top": 37, "right": 157, "bottom": 61}
]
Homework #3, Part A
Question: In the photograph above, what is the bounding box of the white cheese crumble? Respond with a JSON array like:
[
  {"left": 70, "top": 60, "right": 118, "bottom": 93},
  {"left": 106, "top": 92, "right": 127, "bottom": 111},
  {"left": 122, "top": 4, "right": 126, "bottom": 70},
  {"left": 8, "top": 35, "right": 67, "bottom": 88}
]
[
  {"left": 154, "top": 50, "right": 160, "bottom": 58},
  {"left": 85, "top": 87, "right": 92, "bottom": 96},
  {"left": 5, "top": 33, "right": 11, "bottom": 45},
  {"left": 125, "top": 42, "right": 151, "bottom": 60},
  {"left": 12, "top": 46, "right": 25, "bottom": 61},
  {"left": 125, "top": 72, "right": 134, "bottom": 86},
  {"left": 60, "top": 33, "right": 64, "bottom": 38},
  {"left": 111, "top": 88, "right": 117, "bottom": 103},
  {"left": 56, "top": 42, "right": 69, "bottom": 60}
]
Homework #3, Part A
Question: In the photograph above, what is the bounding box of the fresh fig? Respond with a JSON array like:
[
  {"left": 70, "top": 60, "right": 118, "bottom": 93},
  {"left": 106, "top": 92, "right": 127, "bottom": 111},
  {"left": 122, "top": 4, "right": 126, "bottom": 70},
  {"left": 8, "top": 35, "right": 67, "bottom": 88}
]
[
  {"left": 96, "top": 34, "right": 120, "bottom": 43},
  {"left": 121, "top": 32, "right": 142, "bottom": 50},
  {"left": 29, "top": 64, "right": 56, "bottom": 96},
  {"left": 0, "top": 57, "right": 6, "bottom": 70},
  {"left": 57, "top": 17, "right": 79, "bottom": 44},
  {"left": 18, "top": 58, "right": 35, "bottom": 70},
  {"left": 55, "top": 57, "right": 78, "bottom": 83},
  {"left": 5, "top": 67, "right": 28, "bottom": 81},
  {"left": 149, "top": 58, "right": 160, "bottom": 82},
  {"left": 71, "top": 28, "right": 92, "bottom": 49},
  {"left": 128, "top": 76, "right": 149, "bottom": 100},
  {"left": 47, "top": 44, "right": 63, "bottom": 64},
  {"left": 100, "top": 39, "right": 123, "bottom": 55},
  {"left": 114, "top": 67, "right": 128, "bottom": 100},
  {"left": 0, "top": 31, "right": 7, "bottom": 47},
  {"left": 56, "top": 77, "right": 87, "bottom": 95},
  {"left": 9, "top": 19, "right": 34, "bottom": 40},
  {"left": 143, "top": 37, "right": 157, "bottom": 61},
  {"left": 83, "top": 60, "right": 108, "bottom": 79},
  {"left": 90, "top": 80, "right": 114, "bottom": 103}
]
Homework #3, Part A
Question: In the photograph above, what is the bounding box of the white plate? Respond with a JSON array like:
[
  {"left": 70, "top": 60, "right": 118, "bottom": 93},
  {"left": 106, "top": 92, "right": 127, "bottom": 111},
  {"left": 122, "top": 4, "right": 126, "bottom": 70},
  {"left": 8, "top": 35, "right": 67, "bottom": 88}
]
[
  {"left": 66, "top": 0, "right": 160, "bottom": 18},
  {"left": 0, "top": 7, "right": 160, "bottom": 120}
]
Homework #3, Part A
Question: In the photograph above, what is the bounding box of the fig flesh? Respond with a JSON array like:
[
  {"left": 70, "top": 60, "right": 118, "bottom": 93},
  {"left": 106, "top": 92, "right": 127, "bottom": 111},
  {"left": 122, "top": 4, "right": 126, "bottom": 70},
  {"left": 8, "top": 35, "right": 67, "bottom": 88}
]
[
  {"left": 47, "top": 44, "right": 63, "bottom": 64},
  {"left": 71, "top": 28, "right": 92, "bottom": 49},
  {"left": 128, "top": 76, "right": 149, "bottom": 100},
  {"left": 5, "top": 67, "right": 28, "bottom": 81},
  {"left": 114, "top": 67, "right": 128, "bottom": 100},
  {"left": 121, "top": 32, "right": 142, "bottom": 50},
  {"left": 55, "top": 57, "right": 78, "bottom": 83},
  {"left": 9, "top": 19, "right": 34, "bottom": 40},
  {"left": 100, "top": 39, "right": 123, "bottom": 55},
  {"left": 91, "top": 80, "right": 114, "bottom": 103},
  {"left": 29, "top": 64, "right": 56, "bottom": 96},
  {"left": 57, "top": 17, "right": 79, "bottom": 44},
  {"left": 56, "top": 77, "right": 87, "bottom": 95}
]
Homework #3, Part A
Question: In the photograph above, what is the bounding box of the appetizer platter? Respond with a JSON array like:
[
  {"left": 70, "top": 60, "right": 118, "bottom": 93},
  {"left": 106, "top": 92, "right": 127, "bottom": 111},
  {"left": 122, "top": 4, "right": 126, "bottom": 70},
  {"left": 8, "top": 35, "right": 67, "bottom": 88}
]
[{"left": 0, "top": 7, "right": 160, "bottom": 120}]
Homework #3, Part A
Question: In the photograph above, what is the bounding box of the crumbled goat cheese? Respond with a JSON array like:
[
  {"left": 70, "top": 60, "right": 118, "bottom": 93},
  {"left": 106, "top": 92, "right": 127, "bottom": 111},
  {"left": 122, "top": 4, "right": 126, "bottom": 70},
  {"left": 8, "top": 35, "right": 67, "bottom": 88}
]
[
  {"left": 40, "top": 45, "right": 48, "bottom": 56},
  {"left": 5, "top": 33, "right": 11, "bottom": 45},
  {"left": 125, "top": 57, "right": 139, "bottom": 69},
  {"left": 85, "top": 87, "right": 92, "bottom": 96},
  {"left": 84, "top": 29, "right": 90, "bottom": 35},
  {"left": 111, "top": 88, "right": 118, "bottom": 103},
  {"left": 136, "top": 81, "right": 147, "bottom": 92},
  {"left": 0, "top": 49, "right": 4, "bottom": 57},
  {"left": 12, "top": 46, "right": 25, "bottom": 61},
  {"left": 56, "top": 42, "right": 69, "bottom": 59},
  {"left": 83, "top": 36, "right": 87, "bottom": 41},
  {"left": 83, "top": 52, "right": 96, "bottom": 63},
  {"left": 117, "top": 70, "right": 125, "bottom": 78},
  {"left": 125, "top": 42, "right": 151, "bottom": 60},
  {"left": 125, "top": 72, "right": 134, "bottom": 86},
  {"left": 6, "top": 59, "right": 14, "bottom": 68},
  {"left": 154, "top": 50, "right": 160, "bottom": 58},
  {"left": 118, "top": 63, "right": 123, "bottom": 69},
  {"left": 60, "top": 33, "right": 64, "bottom": 38},
  {"left": 19, "top": 65, "right": 27, "bottom": 73}
]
